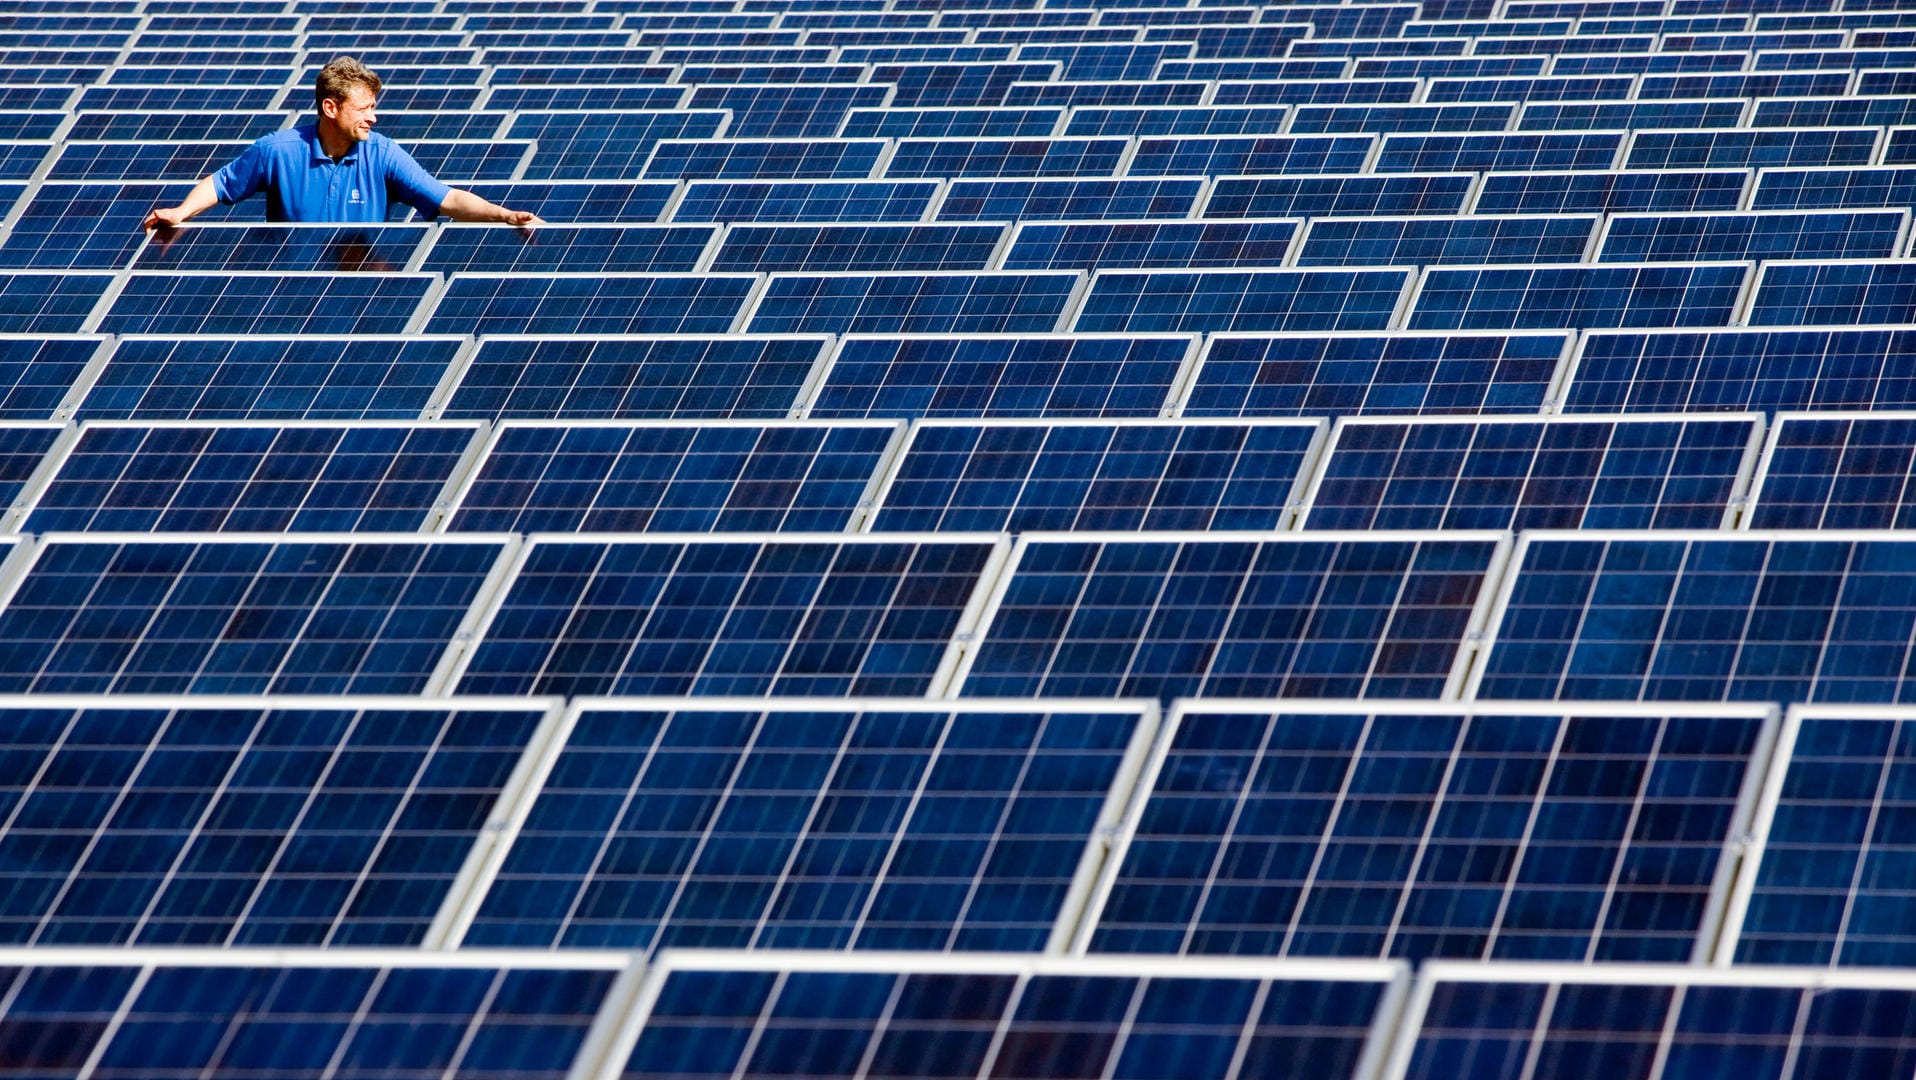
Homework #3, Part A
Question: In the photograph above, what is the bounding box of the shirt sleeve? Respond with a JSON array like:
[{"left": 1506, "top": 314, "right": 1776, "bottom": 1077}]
[
  {"left": 380, "top": 139, "right": 454, "bottom": 216},
  {"left": 210, "top": 141, "right": 270, "bottom": 204}
]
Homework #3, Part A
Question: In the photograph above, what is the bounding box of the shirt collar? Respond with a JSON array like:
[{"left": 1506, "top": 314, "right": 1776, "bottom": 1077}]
[{"left": 304, "top": 122, "right": 362, "bottom": 165}]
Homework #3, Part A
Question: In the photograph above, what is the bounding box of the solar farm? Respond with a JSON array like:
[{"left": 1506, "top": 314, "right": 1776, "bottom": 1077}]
[{"left": 6, "top": 0, "right": 1916, "bottom": 1074}]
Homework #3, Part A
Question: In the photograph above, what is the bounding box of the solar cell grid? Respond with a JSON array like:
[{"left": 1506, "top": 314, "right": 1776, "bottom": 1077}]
[
  {"left": 423, "top": 273, "right": 757, "bottom": 337},
  {"left": 1291, "top": 103, "right": 1516, "bottom": 133},
  {"left": 0, "top": 699, "right": 552, "bottom": 945},
  {"left": 1074, "top": 268, "right": 1413, "bottom": 335},
  {"left": 444, "top": 420, "right": 896, "bottom": 533},
  {"left": 76, "top": 335, "right": 460, "bottom": 421},
  {"left": 1211, "top": 77, "right": 1420, "bottom": 105},
  {"left": 1060, "top": 104, "right": 1290, "bottom": 137},
  {"left": 936, "top": 177, "right": 1204, "bottom": 221},
  {"left": 0, "top": 534, "right": 509, "bottom": 695},
  {"left": 957, "top": 532, "right": 1506, "bottom": 702},
  {"left": 805, "top": 334, "right": 1193, "bottom": 419},
  {"left": 1753, "top": 166, "right": 1916, "bottom": 210},
  {"left": 1406, "top": 263, "right": 1749, "bottom": 331},
  {"left": 1470, "top": 169, "right": 1751, "bottom": 214},
  {"left": 1596, "top": 210, "right": 1910, "bottom": 263},
  {"left": 1178, "top": 331, "right": 1571, "bottom": 418},
  {"left": 884, "top": 135, "right": 1128, "bottom": 178},
  {"left": 420, "top": 224, "right": 719, "bottom": 274},
  {"left": 709, "top": 222, "right": 1005, "bottom": 272},
  {"left": 1301, "top": 414, "right": 1760, "bottom": 531},
  {"left": 1084, "top": 702, "right": 1771, "bottom": 962},
  {"left": 1747, "top": 260, "right": 1916, "bottom": 326},
  {"left": 132, "top": 224, "right": 432, "bottom": 272},
  {"left": 838, "top": 105, "right": 1061, "bottom": 138},
  {"left": 441, "top": 335, "right": 829, "bottom": 420},
  {"left": 671, "top": 179, "right": 939, "bottom": 223},
  {"left": 746, "top": 271, "right": 1080, "bottom": 335},
  {"left": 22, "top": 421, "right": 482, "bottom": 533},
  {"left": 1294, "top": 215, "right": 1599, "bottom": 267},
  {"left": 100, "top": 271, "right": 435, "bottom": 336},
  {"left": 688, "top": 82, "right": 892, "bottom": 139},
  {"left": 1201, "top": 174, "right": 1476, "bottom": 219},
  {"left": 454, "top": 700, "right": 1147, "bottom": 951},
  {"left": 642, "top": 137, "right": 886, "bottom": 180},
  {"left": 436, "top": 181, "right": 677, "bottom": 223},
  {"left": 451, "top": 534, "right": 1001, "bottom": 698},
  {"left": 508, "top": 110, "right": 729, "bottom": 181},
  {"left": 868, "top": 418, "right": 1322, "bottom": 532},
  {"left": 1126, "top": 134, "right": 1377, "bottom": 177},
  {"left": 1374, "top": 131, "right": 1625, "bottom": 173},
  {"left": 1001, "top": 219, "right": 1297, "bottom": 270}
]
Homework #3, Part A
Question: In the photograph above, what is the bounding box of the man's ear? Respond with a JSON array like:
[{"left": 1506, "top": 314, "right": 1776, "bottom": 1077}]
[{"left": 320, "top": 97, "right": 338, "bottom": 119}]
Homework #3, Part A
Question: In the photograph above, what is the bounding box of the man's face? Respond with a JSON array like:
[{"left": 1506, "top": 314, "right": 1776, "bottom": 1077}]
[{"left": 325, "top": 87, "right": 377, "bottom": 142}]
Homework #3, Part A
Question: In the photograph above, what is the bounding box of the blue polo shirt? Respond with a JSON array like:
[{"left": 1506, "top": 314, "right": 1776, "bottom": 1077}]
[{"left": 211, "top": 123, "right": 452, "bottom": 222}]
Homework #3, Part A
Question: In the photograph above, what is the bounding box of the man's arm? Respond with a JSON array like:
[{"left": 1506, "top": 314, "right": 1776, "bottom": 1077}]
[
  {"left": 142, "top": 175, "right": 221, "bottom": 229},
  {"left": 438, "top": 188, "right": 542, "bottom": 226}
]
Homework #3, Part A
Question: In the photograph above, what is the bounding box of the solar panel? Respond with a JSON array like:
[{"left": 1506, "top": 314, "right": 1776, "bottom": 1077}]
[
  {"left": 47, "top": 140, "right": 243, "bottom": 181},
  {"left": 1126, "top": 134, "right": 1376, "bottom": 177},
  {"left": 1628, "top": 126, "right": 1881, "bottom": 169},
  {"left": 363, "top": 110, "right": 510, "bottom": 141},
  {"left": 1747, "top": 260, "right": 1916, "bottom": 326},
  {"left": 0, "top": 272, "right": 114, "bottom": 333},
  {"left": 423, "top": 273, "right": 756, "bottom": 336},
  {"left": 1473, "top": 533, "right": 1916, "bottom": 703},
  {"left": 429, "top": 180, "right": 677, "bottom": 223},
  {"left": 1751, "top": 95, "right": 1916, "bottom": 128},
  {"left": 688, "top": 82, "right": 891, "bottom": 138},
  {"left": 452, "top": 700, "right": 1147, "bottom": 950},
  {"left": 936, "top": 177, "right": 1205, "bottom": 220},
  {"left": 1212, "top": 77, "right": 1421, "bottom": 105},
  {"left": 745, "top": 271, "right": 1079, "bottom": 335},
  {"left": 1374, "top": 131, "right": 1625, "bottom": 172},
  {"left": 956, "top": 533, "right": 1505, "bottom": 701},
  {"left": 1293, "top": 215, "right": 1599, "bottom": 266},
  {"left": 21, "top": 421, "right": 482, "bottom": 532},
  {"left": 868, "top": 61, "right": 1062, "bottom": 107},
  {"left": 1638, "top": 70, "right": 1852, "bottom": 97},
  {"left": 839, "top": 105, "right": 1060, "bottom": 138},
  {"left": 1743, "top": 413, "right": 1916, "bottom": 528},
  {"left": 884, "top": 136, "right": 1127, "bottom": 178},
  {"left": 440, "top": 335, "right": 828, "bottom": 420},
  {"left": 0, "top": 534, "right": 508, "bottom": 694},
  {"left": 709, "top": 223, "right": 1005, "bottom": 271},
  {"left": 450, "top": 534, "right": 1000, "bottom": 697},
  {"left": 1003, "top": 78, "right": 1208, "bottom": 107},
  {"left": 1390, "top": 967, "right": 1916, "bottom": 1080},
  {"left": 1752, "top": 165, "right": 1916, "bottom": 210},
  {"left": 1406, "top": 263, "right": 1749, "bottom": 330},
  {"left": 1423, "top": 73, "right": 1635, "bottom": 101},
  {"left": 1178, "top": 331, "right": 1572, "bottom": 418},
  {"left": 100, "top": 272, "right": 434, "bottom": 335},
  {"left": 1471, "top": 169, "right": 1750, "bottom": 213},
  {"left": 132, "top": 224, "right": 432, "bottom": 272},
  {"left": 804, "top": 334, "right": 1193, "bottom": 419},
  {"left": 1083, "top": 701, "right": 1770, "bottom": 961},
  {"left": 443, "top": 419, "right": 896, "bottom": 532},
  {"left": 642, "top": 137, "right": 887, "bottom": 179},
  {"left": 616, "top": 954, "right": 1402, "bottom": 1080},
  {"left": 1517, "top": 98, "right": 1748, "bottom": 130},
  {"left": 1161, "top": 58, "right": 1349, "bottom": 82},
  {"left": 1564, "top": 327, "right": 1916, "bottom": 414},
  {"left": 1596, "top": 210, "right": 1908, "bottom": 263},
  {"left": 0, "top": 954, "right": 621, "bottom": 1077},
  {"left": 420, "top": 224, "right": 718, "bottom": 274},
  {"left": 868, "top": 418, "right": 1322, "bottom": 532},
  {"left": 480, "top": 84, "right": 686, "bottom": 110},
  {"left": 0, "top": 698, "right": 553, "bottom": 945},
  {"left": 508, "top": 110, "right": 729, "bottom": 181},
  {"left": 671, "top": 179, "right": 938, "bottom": 222},
  {"left": 1301, "top": 414, "right": 1760, "bottom": 530},
  {"left": 1292, "top": 103, "right": 1515, "bottom": 133},
  {"left": 1001, "top": 220, "right": 1298, "bottom": 270},
  {"left": 1060, "top": 105, "right": 1290, "bottom": 137},
  {"left": 1074, "top": 269, "right": 1413, "bottom": 334},
  {"left": 76, "top": 335, "right": 461, "bottom": 420},
  {"left": 1201, "top": 174, "right": 1475, "bottom": 218}
]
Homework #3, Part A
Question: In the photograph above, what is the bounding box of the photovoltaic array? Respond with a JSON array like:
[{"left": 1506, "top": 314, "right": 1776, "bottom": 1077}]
[{"left": 9, "top": 0, "right": 1916, "bottom": 1071}]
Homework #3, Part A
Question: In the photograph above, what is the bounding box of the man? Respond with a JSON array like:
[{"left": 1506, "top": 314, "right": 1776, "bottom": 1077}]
[{"left": 144, "top": 56, "right": 539, "bottom": 228}]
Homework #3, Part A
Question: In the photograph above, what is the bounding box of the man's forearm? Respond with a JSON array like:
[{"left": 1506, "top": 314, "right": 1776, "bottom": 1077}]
[
  {"left": 439, "top": 188, "right": 539, "bottom": 225},
  {"left": 143, "top": 175, "right": 221, "bottom": 229}
]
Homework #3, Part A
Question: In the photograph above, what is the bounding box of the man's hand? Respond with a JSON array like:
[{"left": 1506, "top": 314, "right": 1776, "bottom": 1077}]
[
  {"left": 142, "top": 176, "right": 220, "bottom": 230},
  {"left": 503, "top": 208, "right": 543, "bottom": 230},
  {"left": 143, "top": 205, "right": 190, "bottom": 230}
]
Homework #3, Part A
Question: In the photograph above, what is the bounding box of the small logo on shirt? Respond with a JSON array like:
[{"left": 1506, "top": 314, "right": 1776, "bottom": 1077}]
[{"left": 349, "top": 188, "right": 363, "bottom": 203}]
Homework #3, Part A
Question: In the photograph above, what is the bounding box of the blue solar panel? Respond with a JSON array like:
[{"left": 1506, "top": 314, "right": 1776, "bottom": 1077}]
[
  {"left": 709, "top": 223, "right": 1004, "bottom": 271},
  {"left": 1472, "top": 169, "right": 1750, "bottom": 213},
  {"left": 1356, "top": 55, "right": 1546, "bottom": 80},
  {"left": 1375, "top": 131, "right": 1624, "bottom": 172},
  {"left": 621, "top": 957, "right": 1398, "bottom": 1080},
  {"left": 1002, "top": 220, "right": 1297, "bottom": 269},
  {"left": 1752, "top": 166, "right": 1916, "bottom": 210},
  {"left": 24, "top": 421, "right": 480, "bottom": 532},
  {"left": 0, "top": 536, "right": 505, "bottom": 694},
  {"left": 0, "top": 272, "right": 113, "bottom": 333},
  {"left": 1295, "top": 215, "right": 1598, "bottom": 266},
  {"left": 1074, "top": 269, "right": 1412, "bottom": 334},
  {"left": 1294, "top": 103, "right": 1515, "bottom": 133},
  {"left": 423, "top": 273, "right": 756, "bottom": 335},
  {"left": 1751, "top": 95, "right": 1916, "bottom": 128},
  {"left": 746, "top": 271, "right": 1078, "bottom": 334},
  {"left": 133, "top": 224, "right": 432, "bottom": 272},
  {"left": 1396, "top": 971, "right": 1916, "bottom": 1080},
  {"left": 1160, "top": 58, "right": 1349, "bottom": 82},
  {"left": 1085, "top": 702, "right": 1767, "bottom": 961},
  {"left": 1180, "top": 331, "right": 1571, "bottom": 417},
  {"left": 671, "top": 178, "right": 936, "bottom": 222},
  {"left": 0, "top": 182, "right": 242, "bottom": 269},
  {"left": 420, "top": 224, "right": 718, "bottom": 273},
  {"left": 481, "top": 84, "right": 685, "bottom": 110},
  {"left": 1201, "top": 174, "right": 1475, "bottom": 218},
  {"left": 76, "top": 335, "right": 460, "bottom": 420},
  {"left": 508, "top": 110, "right": 728, "bottom": 180},
  {"left": 48, "top": 140, "right": 242, "bottom": 180},
  {"left": 884, "top": 136, "right": 1127, "bottom": 178},
  {"left": 959, "top": 534, "right": 1502, "bottom": 701},
  {"left": 838, "top": 105, "right": 1061, "bottom": 138},
  {"left": 1597, "top": 211, "right": 1907, "bottom": 262},
  {"left": 100, "top": 272, "right": 434, "bottom": 335},
  {"left": 1553, "top": 50, "right": 1747, "bottom": 74},
  {"left": 64, "top": 112, "right": 282, "bottom": 144},
  {"left": 1019, "top": 41, "right": 1192, "bottom": 79},
  {"left": 1408, "top": 264, "right": 1748, "bottom": 330},
  {"left": 870, "top": 419, "right": 1320, "bottom": 531},
  {"left": 1304, "top": 415, "right": 1758, "bottom": 530},
  {"left": 1212, "top": 77, "right": 1421, "bottom": 105},
  {"left": 642, "top": 137, "right": 886, "bottom": 179},
  {"left": 0, "top": 700, "right": 548, "bottom": 945},
  {"left": 445, "top": 420, "right": 894, "bottom": 532},
  {"left": 361, "top": 110, "right": 510, "bottom": 141},
  {"left": 1476, "top": 535, "right": 1916, "bottom": 703},
  {"left": 936, "top": 177, "right": 1203, "bottom": 220},
  {"left": 806, "top": 334, "right": 1192, "bottom": 419},
  {"left": 1001, "top": 78, "right": 1207, "bottom": 107},
  {"left": 1126, "top": 134, "right": 1376, "bottom": 177},
  {"left": 869, "top": 61, "right": 1062, "bottom": 107},
  {"left": 688, "top": 82, "right": 891, "bottom": 138},
  {"left": 441, "top": 336, "right": 828, "bottom": 420},
  {"left": 452, "top": 536, "right": 997, "bottom": 696},
  {"left": 1061, "top": 105, "right": 1290, "bottom": 136},
  {"left": 1627, "top": 127, "right": 1880, "bottom": 169},
  {"left": 1564, "top": 328, "right": 1916, "bottom": 414},
  {"left": 1518, "top": 98, "right": 1748, "bottom": 130},
  {"left": 1639, "top": 70, "right": 1852, "bottom": 97},
  {"left": 1747, "top": 415, "right": 1916, "bottom": 527},
  {"left": 428, "top": 180, "right": 676, "bottom": 222},
  {"left": 1748, "top": 261, "right": 1916, "bottom": 326},
  {"left": 0, "top": 420, "right": 61, "bottom": 506},
  {"left": 456, "top": 701, "right": 1142, "bottom": 950},
  {"left": 1424, "top": 73, "right": 1635, "bottom": 100}
]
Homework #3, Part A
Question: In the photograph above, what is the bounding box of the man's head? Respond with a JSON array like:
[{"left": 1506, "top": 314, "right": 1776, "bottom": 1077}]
[{"left": 315, "top": 56, "right": 381, "bottom": 143}]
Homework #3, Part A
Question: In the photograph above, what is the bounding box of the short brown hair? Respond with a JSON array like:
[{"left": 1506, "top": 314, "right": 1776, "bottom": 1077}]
[{"left": 315, "top": 56, "right": 381, "bottom": 108}]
